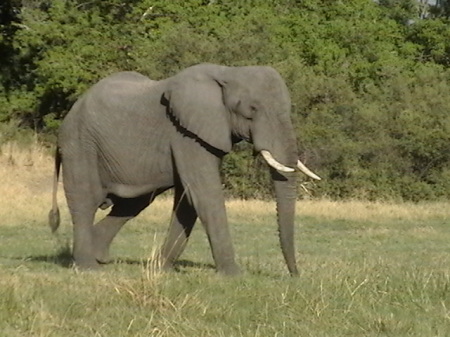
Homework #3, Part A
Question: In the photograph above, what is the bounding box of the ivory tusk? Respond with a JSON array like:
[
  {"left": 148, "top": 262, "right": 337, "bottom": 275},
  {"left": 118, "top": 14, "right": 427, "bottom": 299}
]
[
  {"left": 261, "top": 150, "right": 295, "bottom": 173},
  {"left": 297, "top": 160, "right": 321, "bottom": 180}
]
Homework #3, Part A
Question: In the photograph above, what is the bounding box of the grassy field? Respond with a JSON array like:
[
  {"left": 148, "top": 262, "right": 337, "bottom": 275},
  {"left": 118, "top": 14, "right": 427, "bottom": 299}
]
[{"left": 1, "top": 141, "right": 450, "bottom": 336}]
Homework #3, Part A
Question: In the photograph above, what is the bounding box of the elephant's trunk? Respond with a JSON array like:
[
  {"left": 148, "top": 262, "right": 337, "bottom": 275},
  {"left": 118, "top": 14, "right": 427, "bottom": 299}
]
[
  {"left": 251, "top": 109, "right": 317, "bottom": 276},
  {"left": 272, "top": 170, "right": 299, "bottom": 276}
]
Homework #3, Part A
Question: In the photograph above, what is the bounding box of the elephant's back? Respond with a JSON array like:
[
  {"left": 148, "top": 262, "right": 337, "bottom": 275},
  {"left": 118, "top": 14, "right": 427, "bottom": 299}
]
[
  {"left": 89, "top": 71, "right": 158, "bottom": 109},
  {"left": 62, "top": 72, "right": 173, "bottom": 184}
]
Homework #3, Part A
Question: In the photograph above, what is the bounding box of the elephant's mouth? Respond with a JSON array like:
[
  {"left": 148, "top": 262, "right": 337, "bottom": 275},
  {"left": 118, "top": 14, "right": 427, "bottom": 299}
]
[{"left": 260, "top": 150, "right": 321, "bottom": 180}]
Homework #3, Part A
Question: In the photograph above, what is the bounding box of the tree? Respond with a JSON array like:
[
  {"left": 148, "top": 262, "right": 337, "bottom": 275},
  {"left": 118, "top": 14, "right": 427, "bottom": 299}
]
[
  {"left": 430, "top": 0, "right": 450, "bottom": 17},
  {"left": 2, "top": 0, "right": 450, "bottom": 200}
]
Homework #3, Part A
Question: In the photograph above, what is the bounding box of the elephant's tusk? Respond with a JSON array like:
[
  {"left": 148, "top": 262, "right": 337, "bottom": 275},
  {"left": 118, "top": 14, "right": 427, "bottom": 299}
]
[
  {"left": 261, "top": 150, "right": 295, "bottom": 173},
  {"left": 297, "top": 160, "right": 321, "bottom": 180}
]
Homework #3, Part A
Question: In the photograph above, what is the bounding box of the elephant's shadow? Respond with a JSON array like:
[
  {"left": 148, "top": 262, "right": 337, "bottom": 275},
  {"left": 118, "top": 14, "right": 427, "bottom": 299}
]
[
  {"left": 23, "top": 245, "right": 73, "bottom": 268},
  {"left": 114, "top": 257, "right": 215, "bottom": 272},
  {"left": 23, "top": 246, "right": 215, "bottom": 272}
]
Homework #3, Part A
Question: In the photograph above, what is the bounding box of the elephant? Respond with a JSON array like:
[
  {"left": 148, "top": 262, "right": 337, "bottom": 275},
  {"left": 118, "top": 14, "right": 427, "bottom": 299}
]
[{"left": 48, "top": 63, "right": 321, "bottom": 276}]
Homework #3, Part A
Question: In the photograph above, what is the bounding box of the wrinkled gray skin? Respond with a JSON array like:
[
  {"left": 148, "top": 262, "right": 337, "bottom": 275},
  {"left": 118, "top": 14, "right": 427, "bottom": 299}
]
[{"left": 49, "top": 63, "right": 312, "bottom": 276}]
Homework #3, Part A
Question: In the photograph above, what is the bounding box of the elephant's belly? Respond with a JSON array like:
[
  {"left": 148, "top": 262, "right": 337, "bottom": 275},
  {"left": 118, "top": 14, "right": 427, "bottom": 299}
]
[
  {"left": 99, "top": 157, "right": 174, "bottom": 198},
  {"left": 107, "top": 181, "right": 172, "bottom": 198}
]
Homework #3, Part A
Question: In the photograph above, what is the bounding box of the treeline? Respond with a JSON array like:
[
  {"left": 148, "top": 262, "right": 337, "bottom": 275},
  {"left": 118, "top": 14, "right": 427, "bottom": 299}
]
[{"left": 2, "top": 0, "right": 450, "bottom": 201}]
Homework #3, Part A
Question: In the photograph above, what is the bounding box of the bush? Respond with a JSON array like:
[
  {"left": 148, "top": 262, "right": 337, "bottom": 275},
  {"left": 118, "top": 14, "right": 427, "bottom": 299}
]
[{"left": 2, "top": 0, "right": 450, "bottom": 201}]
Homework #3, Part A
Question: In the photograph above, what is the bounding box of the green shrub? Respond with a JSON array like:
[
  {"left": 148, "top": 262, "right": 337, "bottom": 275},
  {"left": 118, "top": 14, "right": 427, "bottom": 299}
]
[{"left": 2, "top": 0, "right": 450, "bottom": 201}]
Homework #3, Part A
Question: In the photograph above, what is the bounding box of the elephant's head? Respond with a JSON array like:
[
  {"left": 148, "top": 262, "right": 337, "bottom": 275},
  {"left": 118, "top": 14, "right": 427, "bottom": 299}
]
[{"left": 163, "top": 63, "right": 320, "bottom": 275}]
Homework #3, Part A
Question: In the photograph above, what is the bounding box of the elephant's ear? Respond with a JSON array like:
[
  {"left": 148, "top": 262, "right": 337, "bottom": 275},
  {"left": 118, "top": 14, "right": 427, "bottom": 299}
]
[{"left": 164, "top": 77, "right": 232, "bottom": 154}]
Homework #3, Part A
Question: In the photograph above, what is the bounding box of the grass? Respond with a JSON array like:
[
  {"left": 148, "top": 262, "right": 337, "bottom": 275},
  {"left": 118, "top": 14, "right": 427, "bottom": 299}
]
[{"left": 1, "top": 141, "right": 450, "bottom": 336}]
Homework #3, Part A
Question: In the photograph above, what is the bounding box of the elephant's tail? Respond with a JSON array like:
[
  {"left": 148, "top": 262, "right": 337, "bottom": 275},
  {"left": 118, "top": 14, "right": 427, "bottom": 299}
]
[{"left": 48, "top": 146, "right": 61, "bottom": 233}]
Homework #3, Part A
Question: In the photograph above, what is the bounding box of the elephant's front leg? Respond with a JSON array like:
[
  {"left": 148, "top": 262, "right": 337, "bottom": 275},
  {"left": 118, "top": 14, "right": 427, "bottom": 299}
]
[
  {"left": 159, "top": 182, "right": 198, "bottom": 270},
  {"left": 198, "top": 194, "right": 240, "bottom": 275},
  {"left": 171, "top": 139, "right": 241, "bottom": 276}
]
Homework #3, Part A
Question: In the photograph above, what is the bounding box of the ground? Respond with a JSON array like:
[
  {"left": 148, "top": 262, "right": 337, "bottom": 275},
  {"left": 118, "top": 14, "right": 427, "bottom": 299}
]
[{"left": 1, "top": 141, "right": 450, "bottom": 336}]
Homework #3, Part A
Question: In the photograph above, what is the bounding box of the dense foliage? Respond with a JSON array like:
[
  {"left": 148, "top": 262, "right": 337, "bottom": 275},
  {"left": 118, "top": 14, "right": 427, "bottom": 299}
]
[{"left": 1, "top": 0, "right": 450, "bottom": 201}]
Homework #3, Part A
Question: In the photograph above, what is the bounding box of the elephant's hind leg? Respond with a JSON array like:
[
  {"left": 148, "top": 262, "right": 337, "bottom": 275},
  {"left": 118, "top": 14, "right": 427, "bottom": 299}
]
[
  {"left": 92, "top": 194, "right": 153, "bottom": 263},
  {"left": 62, "top": 151, "right": 105, "bottom": 269},
  {"left": 71, "top": 209, "right": 99, "bottom": 269},
  {"left": 92, "top": 216, "right": 131, "bottom": 263}
]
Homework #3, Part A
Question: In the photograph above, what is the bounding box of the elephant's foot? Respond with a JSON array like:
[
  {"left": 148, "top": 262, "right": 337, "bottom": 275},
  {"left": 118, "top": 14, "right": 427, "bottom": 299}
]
[
  {"left": 73, "top": 256, "right": 101, "bottom": 270},
  {"left": 213, "top": 259, "right": 242, "bottom": 276},
  {"left": 74, "top": 260, "right": 101, "bottom": 270},
  {"left": 156, "top": 253, "right": 175, "bottom": 272},
  {"left": 96, "top": 253, "right": 112, "bottom": 265},
  {"left": 91, "top": 230, "right": 116, "bottom": 264},
  {"left": 217, "top": 264, "right": 242, "bottom": 276},
  {"left": 93, "top": 246, "right": 112, "bottom": 264}
]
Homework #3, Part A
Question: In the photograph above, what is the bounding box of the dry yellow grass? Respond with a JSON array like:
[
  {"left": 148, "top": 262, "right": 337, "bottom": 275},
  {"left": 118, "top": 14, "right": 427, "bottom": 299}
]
[
  {"left": 296, "top": 199, "right": 450, "bottom": 223},
  {"left": 1, "top": 141, "right": 57, "bottom": 226},
  {"left": 1, "top": 141, "right": 449, "bottom": 227}
]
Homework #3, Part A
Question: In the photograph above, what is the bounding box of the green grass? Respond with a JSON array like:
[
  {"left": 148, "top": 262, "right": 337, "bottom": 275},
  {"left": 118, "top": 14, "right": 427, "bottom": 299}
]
[
  {"left": 1, "top": 143, "right": 450, "bottom": 336},
  {"left": 1, "top": 202, "right": 450, "bottom": 337}
]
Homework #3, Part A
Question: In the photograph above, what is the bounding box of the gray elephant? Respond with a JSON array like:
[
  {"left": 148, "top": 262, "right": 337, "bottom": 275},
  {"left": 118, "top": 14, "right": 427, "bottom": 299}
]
[{"left": 49, "top": 64, "right": 321, "bottom": 276}]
